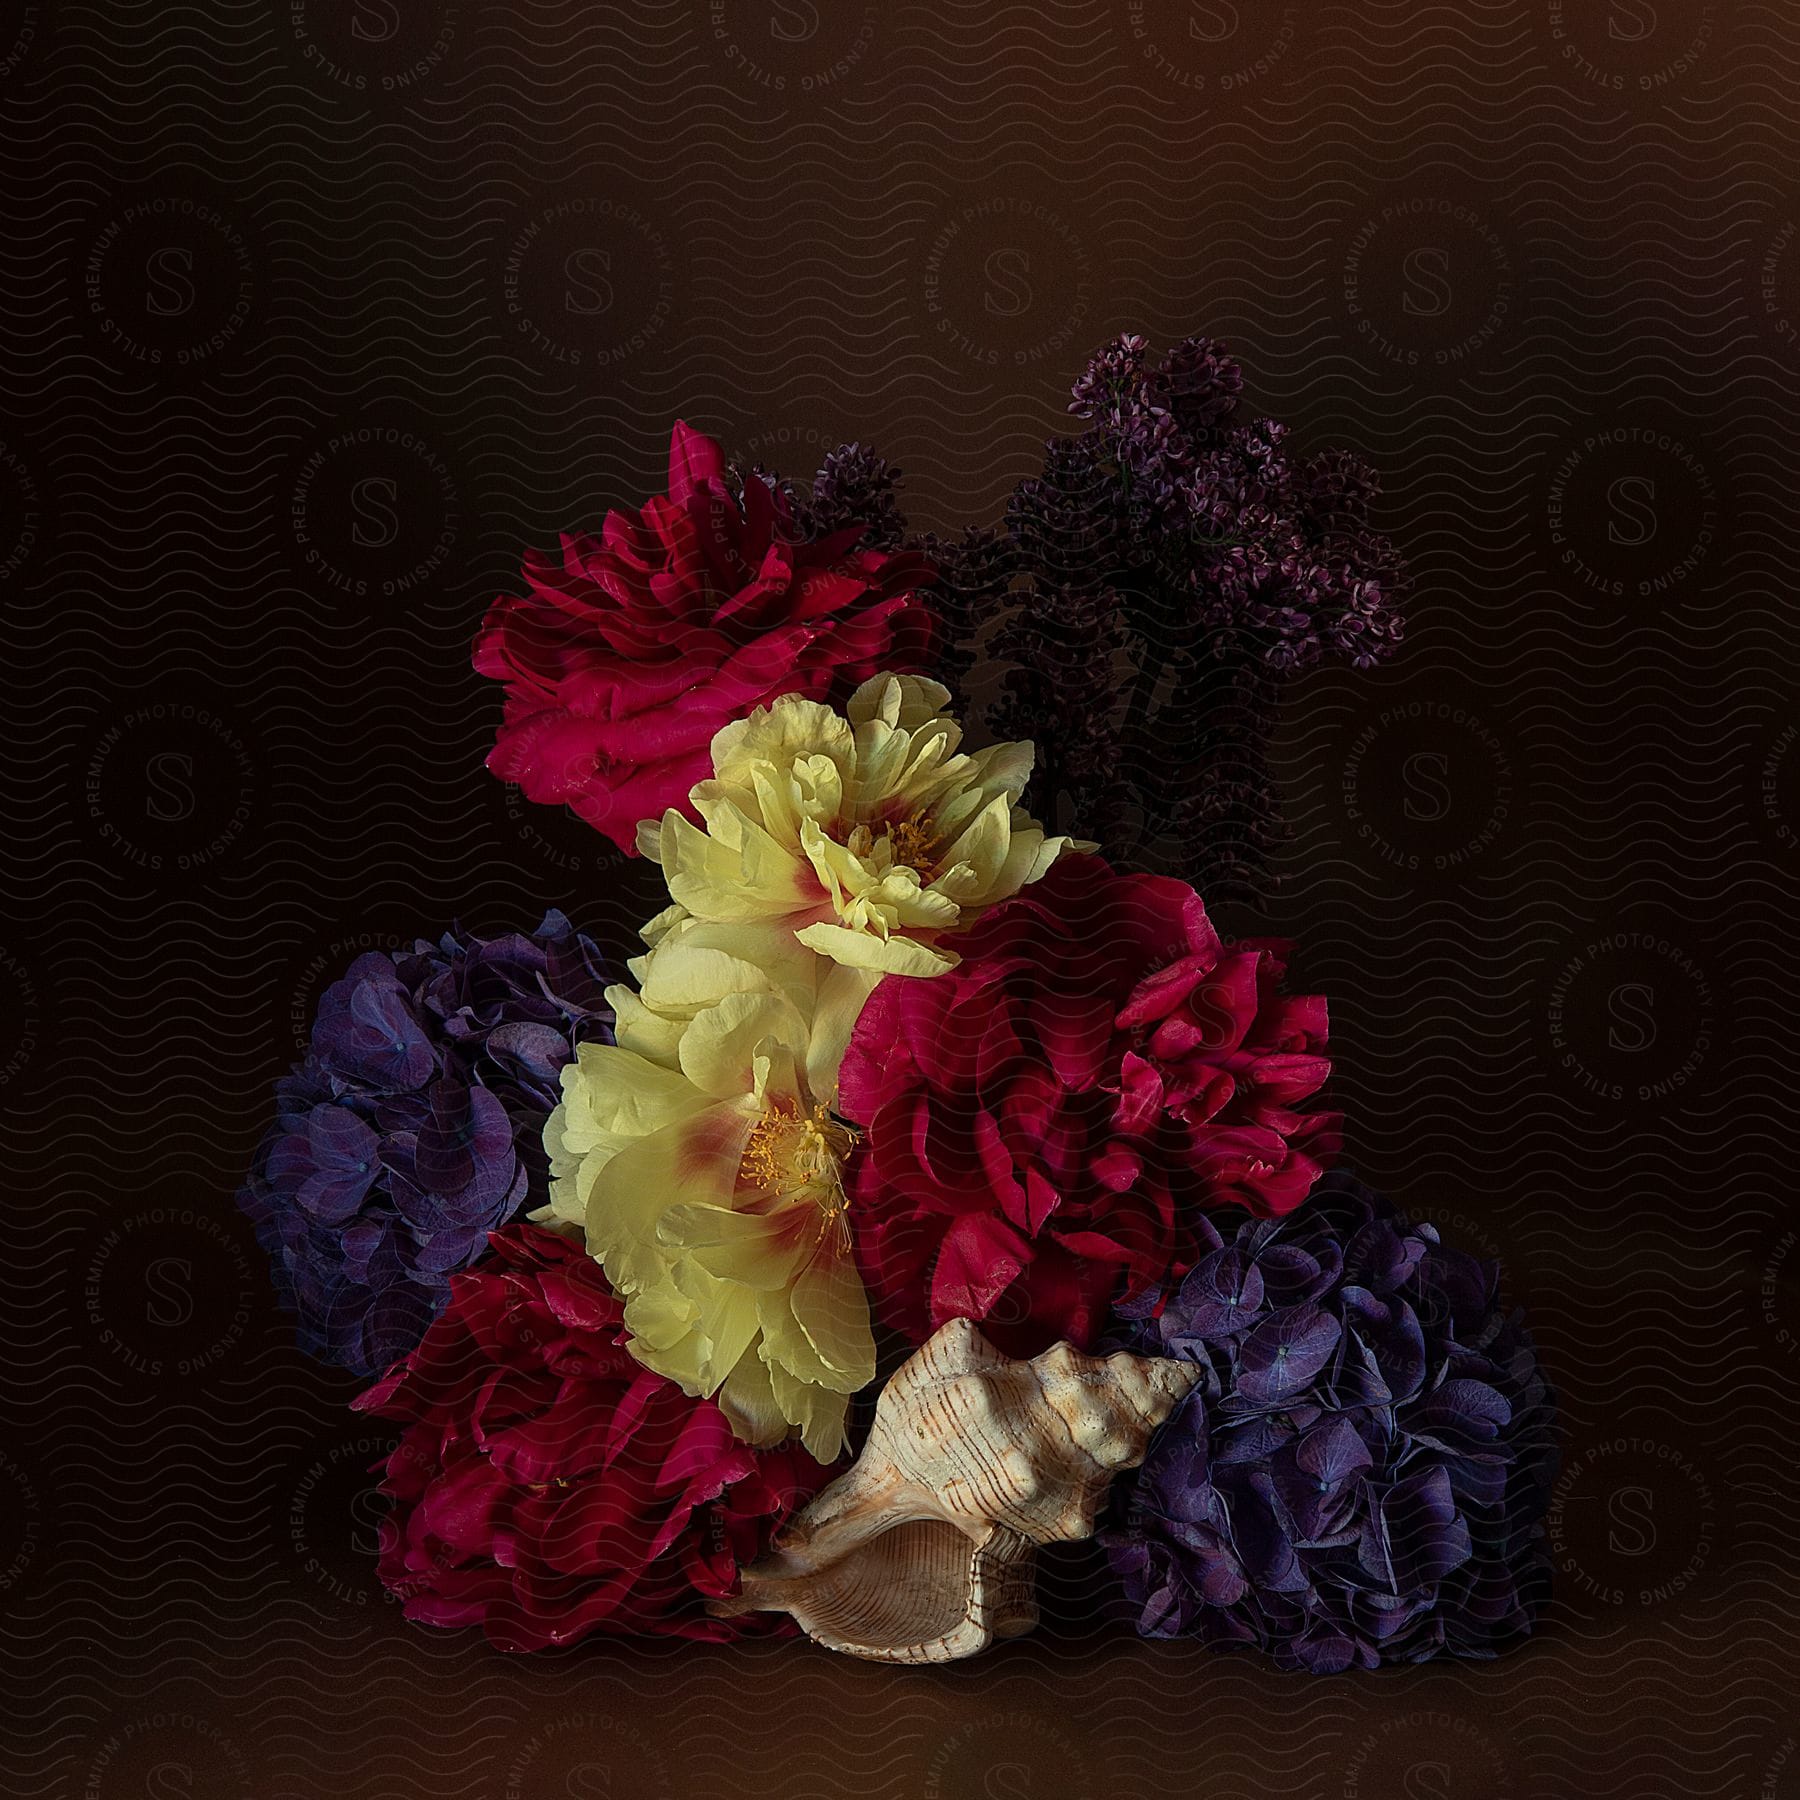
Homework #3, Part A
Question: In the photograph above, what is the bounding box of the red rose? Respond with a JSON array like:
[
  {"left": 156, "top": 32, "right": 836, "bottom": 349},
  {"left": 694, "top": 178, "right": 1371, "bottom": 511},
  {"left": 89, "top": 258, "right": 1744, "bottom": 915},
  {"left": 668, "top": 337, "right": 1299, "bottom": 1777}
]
[
  {"left": 352, "top": 1223, "right": 835, "bottom": 1649},
  {"left": 837, "top": 855, "right": 1338, "bottom": 1359},
  {"left": 474, "top": 422, "right": 935, "bottom": 854}
]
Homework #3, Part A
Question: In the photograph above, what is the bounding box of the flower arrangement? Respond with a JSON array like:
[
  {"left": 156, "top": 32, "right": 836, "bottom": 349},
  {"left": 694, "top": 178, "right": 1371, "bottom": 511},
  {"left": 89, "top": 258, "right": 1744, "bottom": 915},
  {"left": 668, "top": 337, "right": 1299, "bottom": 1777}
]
[{"left": 242, "top": 336, "right": 1554, "bottom": 1669}]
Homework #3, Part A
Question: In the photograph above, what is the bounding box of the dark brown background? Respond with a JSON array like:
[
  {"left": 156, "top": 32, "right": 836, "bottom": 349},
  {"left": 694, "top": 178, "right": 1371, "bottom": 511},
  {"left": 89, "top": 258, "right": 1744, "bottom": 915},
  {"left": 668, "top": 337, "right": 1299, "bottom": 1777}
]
[{"left": 3, "top": 2, "right": 1797, "bottom": 1796}]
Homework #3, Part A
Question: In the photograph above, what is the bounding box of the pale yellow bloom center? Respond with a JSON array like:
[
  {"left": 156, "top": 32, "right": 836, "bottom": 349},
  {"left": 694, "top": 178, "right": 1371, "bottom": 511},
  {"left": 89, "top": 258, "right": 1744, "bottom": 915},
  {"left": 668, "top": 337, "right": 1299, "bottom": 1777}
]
[
  {"left": 865, "top": 814, "right": 937, "bottom": 879},
  {"left": 740, "top": 1096, "right": 856, "bottom": 1253}
]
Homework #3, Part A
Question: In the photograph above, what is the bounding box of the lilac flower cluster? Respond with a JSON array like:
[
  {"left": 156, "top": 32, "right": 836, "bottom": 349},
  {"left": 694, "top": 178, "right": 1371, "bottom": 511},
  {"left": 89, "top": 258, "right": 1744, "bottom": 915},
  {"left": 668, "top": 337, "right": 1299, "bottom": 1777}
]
[
  {"left": 798, "top": 441, "right": 909, "bottom": 553},
  {"left": 723, "top": 334, "right": 1408, "bottom": 895},
  {"left": 993, "top": 333, "right": 1409, "bottom": 891},
  {"left": 1100, "top": 1174, "right": 1556, "bottom": 1673},
  {"left": 239, "top": 913, "right": 612, "bottom": 1378},
  {"left": 1055, "top": 331, "right": 1406, "bottom": 669}
]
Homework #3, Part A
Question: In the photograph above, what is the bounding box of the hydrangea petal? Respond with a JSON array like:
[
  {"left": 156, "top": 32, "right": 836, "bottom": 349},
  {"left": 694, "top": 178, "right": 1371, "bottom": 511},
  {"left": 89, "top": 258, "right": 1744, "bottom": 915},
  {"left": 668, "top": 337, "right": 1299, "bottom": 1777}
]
[
  {"left": 1100, "top": 1174, "right": 1557, "bottom": 1673},
  {"left": 238, "top": 915, "right": 614, "bottom": 1377}
]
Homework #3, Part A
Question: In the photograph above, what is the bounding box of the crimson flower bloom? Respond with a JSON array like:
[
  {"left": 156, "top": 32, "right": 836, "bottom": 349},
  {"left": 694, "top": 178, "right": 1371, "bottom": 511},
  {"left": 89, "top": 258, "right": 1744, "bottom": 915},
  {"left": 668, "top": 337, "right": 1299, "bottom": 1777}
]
[
  {"left": 837, "top": 855, "right": 1337, "bottom": 1358},
  {"left": 474, "top": 423, "right": 935, "bottom": 854},
  {"left": 353, "top": 1223, "right": 835, "bottom": 1649}
]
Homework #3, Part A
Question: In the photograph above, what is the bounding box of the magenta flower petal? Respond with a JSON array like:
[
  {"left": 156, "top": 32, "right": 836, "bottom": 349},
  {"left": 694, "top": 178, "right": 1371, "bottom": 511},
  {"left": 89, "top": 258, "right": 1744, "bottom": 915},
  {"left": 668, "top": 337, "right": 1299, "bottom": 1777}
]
[
  {"left": 475, "top": 423, "right": 937, "bottom": 856},
  {"left": 353, "top": 1225, "right": 838, "bottom": 1650},
  {"left": 843, "top": 852, "right": 1335, "bottom": 1358}
]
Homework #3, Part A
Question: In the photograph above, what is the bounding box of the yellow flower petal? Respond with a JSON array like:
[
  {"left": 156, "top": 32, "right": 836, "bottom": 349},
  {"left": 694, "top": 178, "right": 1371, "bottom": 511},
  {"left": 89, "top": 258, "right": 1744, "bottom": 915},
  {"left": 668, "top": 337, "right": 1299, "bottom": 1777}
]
[
  {"left": 794, "top": 921, "right": 958, "bottom": 977},
  {"left": 637, "top": 899, "right": 687, "bottom": 949},
  {"left": 714, "top": 693, "right": 852, "bottom": 785},
  {"left": 646, "top": 675, "right": 1083, "bottom": 980},
  {"left": 675, "top": 991, "right": 803, "bottom": 1099},
  {"left": 607, "top": 987, "right": 686, "bottom": 1069},
  {"left": 805, "top": 958, "right": 881, "bottom": 1098},
  {"left": 560, "top": 1042, "right": 700, "bottom": 1139},
  {"left": 845, "top": 671, "right": 952, "bottom": 730},
  {"left": 928, "top": 790, "right": 1014, "bottom": 905},
  {"left": 764, "top": 1246, "right": 875, "bottom": 1391},
  {"left": 636, "top": 815, "right": 667, "bottom": 862},
  {"left": 661, "top": 808, "right": 806, "bottom": 923},
  {"left": 962, "top": 736, "right": 1036, "bottom": 803},
  {"left": 662, "top": 1202, "right": 805, "bottom": 1293},
  {"left": 540, "top": 1046, "right": 714, "bottom": 1229},
  {"left": 583, "top": 1099, "right": 753, "bottom": 1295},
  {"left": 717, "top": 1342, "right": 805, "bottom": 1450},
  {"left": 765, "top": 1358, "right": 852, "bottom": 1462},
  {"left": 626, "top": 1262, "right": 764, "bottom": 1400}
]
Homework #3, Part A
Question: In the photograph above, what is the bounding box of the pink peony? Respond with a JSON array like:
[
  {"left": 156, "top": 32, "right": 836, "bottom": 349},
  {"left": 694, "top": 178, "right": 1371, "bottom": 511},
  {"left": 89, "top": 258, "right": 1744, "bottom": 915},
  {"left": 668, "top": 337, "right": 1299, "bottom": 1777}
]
[
  {"left": 352, "top": 1223, "right": 835, "bottom": 1649},
  {"left": 837, "top": 855, "right": 1338, "bottom": 1359},
  {"left": 474, "top": 422, "right": 935, "bottom": 854}
]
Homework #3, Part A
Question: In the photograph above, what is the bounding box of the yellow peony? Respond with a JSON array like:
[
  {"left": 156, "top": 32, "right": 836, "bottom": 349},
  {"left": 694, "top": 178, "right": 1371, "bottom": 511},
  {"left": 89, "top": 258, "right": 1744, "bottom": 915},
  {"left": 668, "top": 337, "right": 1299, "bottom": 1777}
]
[
  {"left": 635, "top": 672, "right": 1092, "bottom": 978},
  {"left": 541, "top": 915, "right": 877, "bottom": 1461}
]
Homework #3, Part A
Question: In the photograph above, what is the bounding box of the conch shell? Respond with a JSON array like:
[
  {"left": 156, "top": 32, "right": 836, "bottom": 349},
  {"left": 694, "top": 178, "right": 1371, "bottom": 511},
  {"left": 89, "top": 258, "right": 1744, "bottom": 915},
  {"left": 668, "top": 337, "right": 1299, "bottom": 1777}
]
[{"left": 710, "top": 1316, "right": 1198, "bottom": 1662}]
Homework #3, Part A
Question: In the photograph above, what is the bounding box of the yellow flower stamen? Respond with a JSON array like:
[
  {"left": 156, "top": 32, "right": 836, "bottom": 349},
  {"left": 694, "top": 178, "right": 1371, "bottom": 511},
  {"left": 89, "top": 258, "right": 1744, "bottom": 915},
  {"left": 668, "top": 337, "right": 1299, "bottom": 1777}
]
[
  {"left": 884, "top": 814, "right": 937, "bottom": 876},
  {"left": 740, "top": 1098, "right": 857, "bottom": 1251}
]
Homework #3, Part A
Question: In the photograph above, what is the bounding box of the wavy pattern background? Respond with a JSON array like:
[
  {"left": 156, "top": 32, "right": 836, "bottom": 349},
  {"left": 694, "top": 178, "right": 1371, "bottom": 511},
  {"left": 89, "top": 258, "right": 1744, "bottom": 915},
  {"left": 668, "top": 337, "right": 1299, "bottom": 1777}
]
[{"left": 3, "top": 2, "right": 1798, "bottom": 1796}]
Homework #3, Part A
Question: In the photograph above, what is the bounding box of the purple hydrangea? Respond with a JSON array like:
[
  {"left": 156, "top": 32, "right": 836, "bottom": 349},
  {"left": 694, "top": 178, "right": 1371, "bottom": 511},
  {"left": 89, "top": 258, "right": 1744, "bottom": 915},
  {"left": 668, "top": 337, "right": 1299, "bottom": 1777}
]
[
  {"left": 1099, "top": 1174, "right": 1556, "bottom": 1673},
  {"left": 239, "top": 912, "right": 612, "bottom": 1378}
]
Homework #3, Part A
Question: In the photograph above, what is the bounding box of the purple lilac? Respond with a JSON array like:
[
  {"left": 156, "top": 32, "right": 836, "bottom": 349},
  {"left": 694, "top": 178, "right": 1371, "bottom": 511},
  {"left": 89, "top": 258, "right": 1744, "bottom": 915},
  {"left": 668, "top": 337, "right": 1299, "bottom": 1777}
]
[{"left": 992, "top": 333, "right": 1410, "bottom": 892}]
